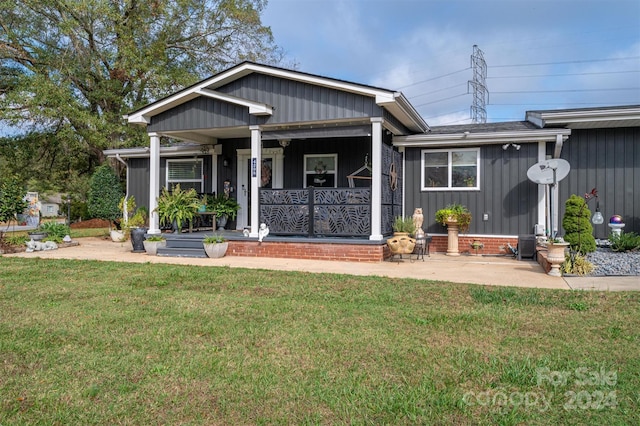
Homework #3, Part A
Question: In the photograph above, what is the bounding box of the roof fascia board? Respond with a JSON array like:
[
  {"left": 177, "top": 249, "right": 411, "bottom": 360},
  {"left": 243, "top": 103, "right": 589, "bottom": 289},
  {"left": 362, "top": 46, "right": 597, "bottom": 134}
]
[
  {"left": 104, "top": 145, "right": 210, "bottom": 159},
  {"left": 377, "top": 92, "right": 430, "bottom": 133},
  {"left": 526, "top": 107, "right": 640, "bottom": 127},
  {"left": 394, "top": 129, "right": 571, "bottom": 147}
]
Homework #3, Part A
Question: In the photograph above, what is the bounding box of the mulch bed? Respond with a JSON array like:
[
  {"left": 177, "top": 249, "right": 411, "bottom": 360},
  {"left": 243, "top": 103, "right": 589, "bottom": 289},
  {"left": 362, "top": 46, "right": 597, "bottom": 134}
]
[
  {"left": 0, "top": 241, "right": 79, "bottom": 254},
  {"left": 70, "top": 218, "right": 111, "bottom": 229}
]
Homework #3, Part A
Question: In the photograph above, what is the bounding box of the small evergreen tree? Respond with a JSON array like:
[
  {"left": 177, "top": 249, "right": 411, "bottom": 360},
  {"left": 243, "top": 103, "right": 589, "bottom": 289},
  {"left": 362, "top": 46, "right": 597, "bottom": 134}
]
[
  {"left": 87, "top": 164, "right": 123, "bottom": 228},
  {"left": 562, "top": 194, "right": 596, "bottom": 254},
  {"left": 0, "top": 176, "right": 28, "bottom": 228}
]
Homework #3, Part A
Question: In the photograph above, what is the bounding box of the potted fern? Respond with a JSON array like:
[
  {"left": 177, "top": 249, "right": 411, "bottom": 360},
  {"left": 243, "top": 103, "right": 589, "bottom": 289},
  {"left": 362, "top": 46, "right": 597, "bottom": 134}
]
[
  {"left": 208, "top": 194, "right": 240, "bottom": 230},
  {"left": 154, "top": 184, "right": 201, "bottom": 233},
  {"left": 203, "top": 234, "right": 228, "bottom": 258}
]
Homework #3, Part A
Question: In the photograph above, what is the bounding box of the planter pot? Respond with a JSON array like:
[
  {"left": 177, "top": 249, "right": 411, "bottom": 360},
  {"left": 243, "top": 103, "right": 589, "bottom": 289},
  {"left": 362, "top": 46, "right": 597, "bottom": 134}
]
[
  {"left": 143, "top": 240, "right": 166, "bottom": 255},
  {"left": 445, "top": 220, "right": 460, "bottom": 256},
  {"left": 110, "top": 229, "right": 126, "bottom": 242},
  {"left": 28, "top": 232, "right": 48, "bottom": 241},
  {"left": 216, "top": 216, "right": 228, "bottom": 231},
  {"left": 204, "top": 242, "right": 229, "bottom": 258},
  {"left": 387, "top": 232, "right": 416, "bottom": 255},
  {"left": 547, "top": 242, "right": 569, "bottom": 277},
  {"left": 130, "top": 228, "right": 147, "bottom": 253}
]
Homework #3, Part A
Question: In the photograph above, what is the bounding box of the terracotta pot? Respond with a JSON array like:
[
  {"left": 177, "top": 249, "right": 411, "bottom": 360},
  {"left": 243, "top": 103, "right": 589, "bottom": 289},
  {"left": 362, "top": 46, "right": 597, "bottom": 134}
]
[
  {"left": 387, "top": 232, "right": 416, "bottom": 255},
  {"left": 547, "top": 242, "right": 569, "bottom": 277}
]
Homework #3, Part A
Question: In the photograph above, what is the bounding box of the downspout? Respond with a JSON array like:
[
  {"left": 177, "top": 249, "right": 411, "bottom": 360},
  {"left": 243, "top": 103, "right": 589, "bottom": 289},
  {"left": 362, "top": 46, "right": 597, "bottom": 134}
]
[
  {"left": 550, "top": 133, "right": 565, "bottom": 238},
  {"left": 553, "top": 133, "right": 564, "bottom": 158},
  {"left": 115, "top": 154, "right": 129, "bottom": 220}
]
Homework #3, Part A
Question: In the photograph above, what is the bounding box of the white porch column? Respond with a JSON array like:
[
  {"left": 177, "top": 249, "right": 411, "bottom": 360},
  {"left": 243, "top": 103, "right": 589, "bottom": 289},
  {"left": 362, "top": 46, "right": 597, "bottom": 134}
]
[
  {"left": 147, "top": 133, "right": 161, "bottom": 235},
  {"left": 370, "top": 118, "right": 383, "bottom": 241},
  {"left": 249, "top": 126, "right": 262, "bottom": 238}
]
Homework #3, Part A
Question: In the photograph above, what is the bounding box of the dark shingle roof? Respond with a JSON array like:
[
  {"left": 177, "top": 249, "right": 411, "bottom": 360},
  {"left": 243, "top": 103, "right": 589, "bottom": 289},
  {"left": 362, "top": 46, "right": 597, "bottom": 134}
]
[{"left": 427, "top": 121, "right": 540, "bottom": 134}]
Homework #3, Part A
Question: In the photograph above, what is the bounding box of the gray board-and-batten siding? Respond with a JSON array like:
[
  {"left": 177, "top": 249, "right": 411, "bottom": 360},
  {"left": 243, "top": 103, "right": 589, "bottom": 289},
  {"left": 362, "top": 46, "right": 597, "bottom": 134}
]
[
  {"left": 147, "top": 73, "right": 411, "bottom": 134},
  {"left": 403, "top": 126, "right": 640, "bottom": 239},
  {"left": 558, "top": 127, "right": 639, "bottom": 240},
  {"left": 403, "top": 143, "right": 540, "bottom": 237}
]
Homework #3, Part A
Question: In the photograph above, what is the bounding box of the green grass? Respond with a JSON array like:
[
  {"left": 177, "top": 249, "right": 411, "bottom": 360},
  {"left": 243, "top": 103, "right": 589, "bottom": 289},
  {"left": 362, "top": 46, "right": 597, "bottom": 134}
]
[{"left": 0, "top": 258, "right": 638, "bottom": 425}]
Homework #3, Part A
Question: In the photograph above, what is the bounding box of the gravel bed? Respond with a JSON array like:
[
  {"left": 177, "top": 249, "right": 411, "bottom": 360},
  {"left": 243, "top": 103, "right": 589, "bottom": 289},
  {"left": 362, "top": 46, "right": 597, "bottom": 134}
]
[{"left": 585, "top": 247, "right": 640, "bottom": 276}]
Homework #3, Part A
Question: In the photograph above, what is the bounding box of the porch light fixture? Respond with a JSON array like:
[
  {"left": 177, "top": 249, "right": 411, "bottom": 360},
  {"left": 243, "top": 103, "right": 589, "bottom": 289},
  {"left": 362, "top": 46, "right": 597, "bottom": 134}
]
[
  {"left": 278, "top": 139, "right": 290, "bottom": 148},
  {"left": 502, "top": 143, "right": 521, "bottom": 151}
]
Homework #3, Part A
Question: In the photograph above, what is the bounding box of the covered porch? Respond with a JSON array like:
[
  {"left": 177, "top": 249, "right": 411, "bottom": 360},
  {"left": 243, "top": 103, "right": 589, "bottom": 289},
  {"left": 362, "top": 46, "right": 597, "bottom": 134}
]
[{"left": 123, "top": 62, "right": 429, "bottom": 244}]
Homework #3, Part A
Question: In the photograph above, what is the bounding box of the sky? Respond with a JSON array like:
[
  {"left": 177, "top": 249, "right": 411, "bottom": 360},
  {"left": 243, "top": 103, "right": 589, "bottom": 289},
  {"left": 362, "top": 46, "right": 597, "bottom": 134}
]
[{"left": 262, "top": 0, "right": 640, "bottom": 126}]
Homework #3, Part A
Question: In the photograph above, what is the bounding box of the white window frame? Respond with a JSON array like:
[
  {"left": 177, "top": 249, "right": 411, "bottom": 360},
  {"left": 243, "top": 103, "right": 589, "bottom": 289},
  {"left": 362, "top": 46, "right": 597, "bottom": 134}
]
[
  {"left": 166, "top": 158, "right": 204, "bottom": 192},
  {"left": 303, "top": 154, "right": 338, "bottom": 188},
  {"left": 421, "top": 148, "right": 480, "bottom": 191}
]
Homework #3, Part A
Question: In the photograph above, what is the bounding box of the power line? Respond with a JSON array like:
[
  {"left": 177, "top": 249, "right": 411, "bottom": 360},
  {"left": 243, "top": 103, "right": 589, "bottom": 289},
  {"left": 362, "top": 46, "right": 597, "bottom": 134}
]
[
  {"left": 413, "top": 92, "right": 468, "bottom": 108},
  {"left": 422, "top": 108, "right": 469, "bottom": 119},
  {"left": 487, "top": 70, "right": 640, "bottom": 79},
  {"left": 397, "top": 67, "right": 470, "bottom": 90},
  {"left": 492, "top": 87, "right": 639, "bottom": 95},
  {"left": 409, "top": 83, "right": 467, "bottom": 99},
  {"left": 490, "top": 102, "right": 640, "bottom": 106},
  {"left": 489, "top": 56, "right": 640, "bottom": 68}
]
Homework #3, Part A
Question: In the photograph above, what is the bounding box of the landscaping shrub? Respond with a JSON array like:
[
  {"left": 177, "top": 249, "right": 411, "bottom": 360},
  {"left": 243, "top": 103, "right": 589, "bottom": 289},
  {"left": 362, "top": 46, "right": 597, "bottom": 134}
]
[
  {"left": 37, "top": 222, "right": 71, "bottom": 243},
  {"left": 562, "top": 194, "right": 596, "bottom": 254},
  {"left": 609, "top": 232, "right": 640, "bottom": 252},
  {"left": 87, "top": 164, "right": 123, "bottom": 226}
]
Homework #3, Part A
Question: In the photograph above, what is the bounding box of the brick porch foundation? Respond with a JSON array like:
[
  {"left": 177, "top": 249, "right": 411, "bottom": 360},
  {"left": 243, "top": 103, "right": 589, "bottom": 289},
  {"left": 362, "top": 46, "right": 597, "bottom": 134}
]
[{"left": 225, "top": 235, "right": 521, "bottom": 262}]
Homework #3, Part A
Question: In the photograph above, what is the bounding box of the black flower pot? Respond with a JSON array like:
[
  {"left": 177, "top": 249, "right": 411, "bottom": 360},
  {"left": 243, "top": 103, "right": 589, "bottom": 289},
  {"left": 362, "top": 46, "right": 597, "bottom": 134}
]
[{"left": 130, "top": 228, "right": 147, "bottom": 253}]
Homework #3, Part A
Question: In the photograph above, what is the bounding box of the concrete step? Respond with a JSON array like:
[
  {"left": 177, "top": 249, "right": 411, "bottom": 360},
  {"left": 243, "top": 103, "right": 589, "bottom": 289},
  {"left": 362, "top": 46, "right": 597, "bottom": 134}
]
[
  {"left": 165, "top": 238, "right": 205, "bottom": 249},
  {"left": 156, "top": 247, "right": 208, "bottom": 258}
]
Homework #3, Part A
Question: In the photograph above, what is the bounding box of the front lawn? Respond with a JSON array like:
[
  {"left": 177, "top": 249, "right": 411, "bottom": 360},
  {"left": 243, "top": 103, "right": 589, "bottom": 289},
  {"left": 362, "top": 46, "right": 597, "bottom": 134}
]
[{"left": 0, "top": 258, "right": 638, "bottom": 424}]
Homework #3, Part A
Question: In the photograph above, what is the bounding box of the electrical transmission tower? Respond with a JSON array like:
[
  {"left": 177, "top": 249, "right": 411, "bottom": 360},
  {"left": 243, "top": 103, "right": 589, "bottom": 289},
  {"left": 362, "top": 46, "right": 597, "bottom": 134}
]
[{"left": 468, "top": 45, "right": 488, "bottom": 123}]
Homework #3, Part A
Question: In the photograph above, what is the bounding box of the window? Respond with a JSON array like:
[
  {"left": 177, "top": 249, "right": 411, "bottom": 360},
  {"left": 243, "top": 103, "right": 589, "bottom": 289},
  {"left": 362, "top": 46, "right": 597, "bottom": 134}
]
[
  {"left": 421, "top": 148, "right": 479, "bottom": 190},
  {"left": 166, "top": 159, "right": 204, "bottom": 192},
  {"left": 304, "top": 154, "right": 337, "bottom": 188}
]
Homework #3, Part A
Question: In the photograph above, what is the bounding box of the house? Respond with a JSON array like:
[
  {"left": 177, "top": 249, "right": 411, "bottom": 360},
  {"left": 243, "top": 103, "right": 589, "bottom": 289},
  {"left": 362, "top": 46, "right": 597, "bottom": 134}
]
[
  {"left": 397, "top": 105, "right": 640, "bottom": 253},
  {"left": 40, "top": 194, "right": 64, "bottom": 218},
  {"left": 106, "top": 62, "right": 639, "bottom": 261}
]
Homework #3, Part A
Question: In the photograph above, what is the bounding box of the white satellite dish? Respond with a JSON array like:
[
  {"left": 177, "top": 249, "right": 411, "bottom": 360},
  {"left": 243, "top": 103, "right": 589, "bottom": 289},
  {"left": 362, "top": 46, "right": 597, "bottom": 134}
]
[
  {"left": 526, "top": 159, "right": 570, "bottom": 239},
  {"left": 527, "top": 159, "right": 570, "bottom": 185}
]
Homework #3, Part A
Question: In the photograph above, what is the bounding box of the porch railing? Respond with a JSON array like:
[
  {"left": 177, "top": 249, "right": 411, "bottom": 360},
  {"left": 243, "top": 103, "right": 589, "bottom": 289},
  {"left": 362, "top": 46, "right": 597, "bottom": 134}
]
[{"left": 259, "top": 188, "right": 371, "bottom": 237}]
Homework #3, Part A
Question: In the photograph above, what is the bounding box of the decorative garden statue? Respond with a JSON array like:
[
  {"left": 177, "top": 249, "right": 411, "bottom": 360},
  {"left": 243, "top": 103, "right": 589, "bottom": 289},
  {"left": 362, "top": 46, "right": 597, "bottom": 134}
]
[{"left": 412, "top": 208, "right": 424, "bottom": 232}]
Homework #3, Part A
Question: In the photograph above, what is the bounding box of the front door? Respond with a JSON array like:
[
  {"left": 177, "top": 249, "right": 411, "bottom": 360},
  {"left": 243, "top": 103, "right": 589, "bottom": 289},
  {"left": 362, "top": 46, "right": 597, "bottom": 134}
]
[{"left": 236, "top": 147, "right": 284, "bottom": 230}]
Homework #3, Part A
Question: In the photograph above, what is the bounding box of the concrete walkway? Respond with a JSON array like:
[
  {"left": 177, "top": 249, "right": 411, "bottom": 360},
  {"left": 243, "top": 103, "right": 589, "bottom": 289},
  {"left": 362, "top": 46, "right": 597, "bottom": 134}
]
[{"left": 3, "top": 237, "right": 638, "bottom": 291}]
